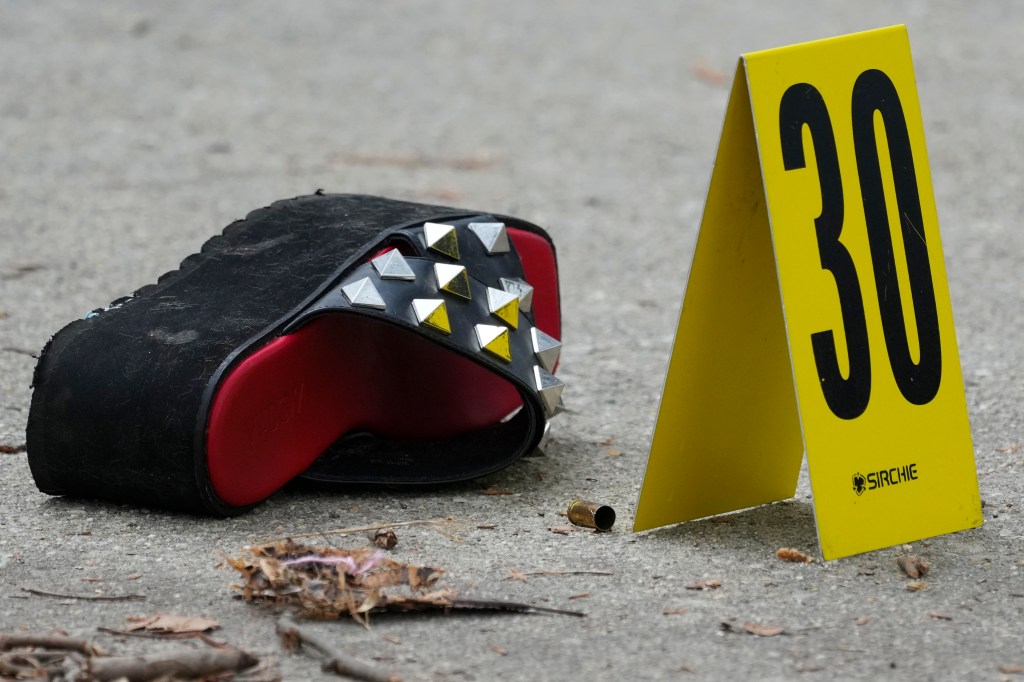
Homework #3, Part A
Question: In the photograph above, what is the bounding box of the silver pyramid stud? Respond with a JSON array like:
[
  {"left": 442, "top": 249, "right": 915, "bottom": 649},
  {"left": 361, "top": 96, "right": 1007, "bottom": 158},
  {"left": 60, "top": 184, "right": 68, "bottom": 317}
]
[
  {"left": 486, "top": 286, "right": 519, "bottom": 328},
  {"left": 552, "top": 397, "right": 566, "bottom": 417},
  {"left": 341, "top": 277, "right": 386, "bottom": 310},
  {"left": 531, "top": 422, "right": 553, "bottom": 455},
  {"left": 499, "top": 277, "right": 534, "bottom": 313},
  {"left": 411, "top": 298, "right": 451, "bottom": 334},
  {"left": 468, "top": 222, "right": 510, "bottom": 254},
  {"left": 434, "top": 262, "right": 472, "bottom": 299},
  {"left": 423, "top": 222, "right": 460, "bottom": 259},
  {"left": 371, "top": 249, "right": 415, "bottom": 281},
  {"left": 531, "top": 328, "right": 561, "bottom": 371},
  {"left": 533, "top": 365, "right": 565, "bottom": 417},
  {"left": 474, "top": 323, "right": 512, "bottom": 362}
]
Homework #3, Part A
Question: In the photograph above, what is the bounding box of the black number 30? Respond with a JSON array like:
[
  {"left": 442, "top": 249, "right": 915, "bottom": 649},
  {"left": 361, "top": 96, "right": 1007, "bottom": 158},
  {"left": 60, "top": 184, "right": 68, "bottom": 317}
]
[{"left": 779, "top": 69, "right": 942, "bottom": 420}]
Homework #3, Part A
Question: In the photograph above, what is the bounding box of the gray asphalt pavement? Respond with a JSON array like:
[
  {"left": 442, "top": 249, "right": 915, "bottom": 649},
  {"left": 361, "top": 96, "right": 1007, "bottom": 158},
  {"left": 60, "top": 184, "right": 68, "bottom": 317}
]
[{"left": 1, "top": 2, "right": 1022, "bottom": 680}]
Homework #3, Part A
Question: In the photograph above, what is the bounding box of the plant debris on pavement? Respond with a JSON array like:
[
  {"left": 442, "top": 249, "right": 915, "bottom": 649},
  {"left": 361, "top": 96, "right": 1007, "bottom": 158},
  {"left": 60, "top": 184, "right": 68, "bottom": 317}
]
[
  {"left": 775, "top": 547, "right": 814, "bottom": 563},
  {"left": 125, "top": 614, "right": 220, "bottom": 635},
  {"left": 226, "top": 541, "right": 584, "bottom": 622},
  {"left": 897, "top": 555, "right": 930, "bottom": 579}
]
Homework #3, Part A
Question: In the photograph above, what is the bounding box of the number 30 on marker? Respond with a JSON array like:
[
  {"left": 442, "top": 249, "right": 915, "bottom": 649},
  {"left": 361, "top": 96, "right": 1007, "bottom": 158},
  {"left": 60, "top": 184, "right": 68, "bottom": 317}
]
[{"left": 779, "top": 69, "right": 942, "bottom": 420}]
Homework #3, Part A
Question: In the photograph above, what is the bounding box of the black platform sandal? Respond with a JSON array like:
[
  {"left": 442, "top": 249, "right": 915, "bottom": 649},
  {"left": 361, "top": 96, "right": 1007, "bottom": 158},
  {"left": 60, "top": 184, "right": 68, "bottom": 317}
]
[{"left": 27, "top": 194, "right": 563, "bottom": 515}]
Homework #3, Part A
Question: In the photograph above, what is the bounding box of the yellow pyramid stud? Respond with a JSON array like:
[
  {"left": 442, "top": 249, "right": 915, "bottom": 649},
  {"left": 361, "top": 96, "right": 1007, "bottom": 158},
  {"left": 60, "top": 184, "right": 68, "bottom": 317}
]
[
  {"left": 434, "top": 263, "right": 472, "bottom": 300},
  {"left": 412, "top": 299, "right": 452, "bottom": 335},
  {"left": 475, "top": 323, "right": 512, "bottom": 363},
  {"left": 423, "top": 222, "right": 460, "bottom": 260},
  {"left": 486, "top": 287, "right": 519, "bottom": 329}
]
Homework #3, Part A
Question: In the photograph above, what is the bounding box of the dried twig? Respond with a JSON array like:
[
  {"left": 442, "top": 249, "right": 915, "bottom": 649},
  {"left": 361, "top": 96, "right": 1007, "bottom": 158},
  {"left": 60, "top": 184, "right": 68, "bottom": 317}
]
[
  {"left": 721, "top": 621, "right": 786, "bottom": 637},
  {"left": 329, "top": 153, "right": 493, "bottom": 171},
  {"left": 20, "top": 587, "right": 145, "bottom": 602},
  {"left": 1, "top": 631, "right": 255, "bottom": 681},
  {"left": 277, "top": 615, "right": 400, "bottom": 682},
  {"left": 257, "top": 518, "right": 454, "bottom": 544},
  {"left": 88, "top": 647, "right": 258, "bottom": 681},
  {"left": 522, "top": 570, "right": 614, "bottom": 577},
  {"left": 0, "top": 634, "right": 98, "bottom": 655},
  {"left": 0, "top": 654, "right": 66, "bottom": 679},
  {"left": 387, "top": 595, "right": 585, "bottom": 617}
]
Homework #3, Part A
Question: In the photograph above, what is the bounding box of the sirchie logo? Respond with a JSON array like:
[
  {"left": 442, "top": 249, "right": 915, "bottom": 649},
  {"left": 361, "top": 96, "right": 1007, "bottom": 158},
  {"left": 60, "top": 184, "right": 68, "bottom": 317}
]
[{"left": 852, "top": 464, "right": 918, "bottom": 496}]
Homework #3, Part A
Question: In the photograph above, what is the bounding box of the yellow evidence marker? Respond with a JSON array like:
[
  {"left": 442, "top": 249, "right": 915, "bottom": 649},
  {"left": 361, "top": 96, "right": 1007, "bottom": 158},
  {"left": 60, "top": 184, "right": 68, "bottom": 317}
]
[{"left": 634, "top": 26, "right": 981, "bottom": 559}]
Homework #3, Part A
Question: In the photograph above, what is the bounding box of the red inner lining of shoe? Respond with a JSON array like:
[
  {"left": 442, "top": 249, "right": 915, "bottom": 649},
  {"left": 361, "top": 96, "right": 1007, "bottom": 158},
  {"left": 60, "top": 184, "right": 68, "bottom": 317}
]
[{"left": 206, "top": 228, "right": 559, "bottom": 507}]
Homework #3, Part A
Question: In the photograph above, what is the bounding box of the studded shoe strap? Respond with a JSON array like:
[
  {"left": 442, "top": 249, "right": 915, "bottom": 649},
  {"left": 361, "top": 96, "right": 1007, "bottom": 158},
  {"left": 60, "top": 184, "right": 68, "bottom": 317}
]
[{"left": 287, "top": 217, "right": 564, "bottom": 480}]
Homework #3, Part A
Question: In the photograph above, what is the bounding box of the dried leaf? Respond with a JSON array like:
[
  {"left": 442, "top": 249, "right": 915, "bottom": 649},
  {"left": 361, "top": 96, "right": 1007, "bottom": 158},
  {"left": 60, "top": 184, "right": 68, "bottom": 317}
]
[
  {"left": 606, "top": 449, "right": 622, "bottom": 457},
  {"left": 491, "top": 646, "right": 508, "bottom": 656},
  {"left": 663, "top": 608, "right": 688, "bottom": 616},
  {"left": 433, "top": 188, "right": 463, "bottom": 202},
  {"left": 897, "top": 556, "right": 930, "bottom": 579},
  {"left": 258, "top": 557, "right": 283, "bottom": 584},
  {"left": 905, "top": 581, "right": 928, "bottom": 591},
  {"left": 126, "top": 614, "right": 220, "bottom": 634},
  {"left": 999, "top": 664, "right": 1023, "bottom": 674},
  {"left": 372, "top": 529, "right": 398, "bottom": 550},
  {"left": 855, "top": 616, "right": 872, "bottom": 626},
  {"left": 721, "top": 621, "right": 784, "bottom": 636},
  {"left": 685, "top": 579, "right": 721, "bottom": 591},
  {"left": 691, "top": 62, "right": 728, "bottom": 85},
  {"left": 548, "top": 525, "right": 575, "bottom": 535},
  {"left": 776, "top": 548, "right": 813, "bottom": 564},
  {"left": 506, "top": 570, "right": 528, "bottom": 583},
  {"left": 568, "top": 593, "right": 590, "bottom": 600},
  {"left": 743, "top": 622, "right": 785, "bottom": 637},
  {"left": 481, "top": 489, "right": 514, "bottom": 496},
  {"left": 928, "top": 613, "right": 953, "bottom": 621}
]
